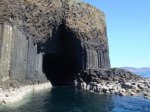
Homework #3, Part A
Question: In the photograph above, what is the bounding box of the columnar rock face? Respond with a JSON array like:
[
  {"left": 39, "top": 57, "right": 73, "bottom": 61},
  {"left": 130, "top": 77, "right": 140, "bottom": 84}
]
[
  {"left": 10, "top": 26, "right": 47, "bottom": 84},
  {"left": 0, "top": 0, "right": 110, "bottom": 86},
  {"left": 0, "top": 22, "right": 13, "bottom": 81},
  {"left": 0, "top": 22, "right": 48, "bottom": 85}
]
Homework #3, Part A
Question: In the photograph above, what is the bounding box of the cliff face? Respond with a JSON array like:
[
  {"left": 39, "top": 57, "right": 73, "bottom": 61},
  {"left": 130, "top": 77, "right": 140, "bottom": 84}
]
[
  {"left": 0, "top": 0, "right": 110, "bottom": 86},
  {"left": 0, "top": 23, "right": 48, "bottom": 87}
]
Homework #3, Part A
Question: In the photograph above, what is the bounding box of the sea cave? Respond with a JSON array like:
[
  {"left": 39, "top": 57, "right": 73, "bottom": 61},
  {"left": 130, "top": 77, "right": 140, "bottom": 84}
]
[{"left": 42, "top": 24, "right": 84, "bottom": 86}]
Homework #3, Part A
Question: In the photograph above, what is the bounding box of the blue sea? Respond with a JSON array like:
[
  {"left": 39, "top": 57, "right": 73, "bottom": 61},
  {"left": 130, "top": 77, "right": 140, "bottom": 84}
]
[
  {"left": 0, "top": 72, "right": 150, "bottom": 112},
  {"left": 135, "top": 71, "right": 150, "bottom": 78},
  {"left": 0, "top": 87, "right": 150, "bottom": 112}
]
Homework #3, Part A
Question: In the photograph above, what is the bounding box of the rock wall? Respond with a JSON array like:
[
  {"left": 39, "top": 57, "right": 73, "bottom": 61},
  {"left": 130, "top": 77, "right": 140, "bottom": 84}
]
[
  {"left": 0, "top": 0, "right": 111, "bottom": 86},
  {"left": 10, "top": 26, "right": 48, "bottom": 84},
  {"left": 0, "top": 22, "right": 12, "bottom": 81},
  {"left": 0, "top": 22, "right": 48, "bottom": 84},
  {"left": 65, "top": 2, "right": 110, "bottom": 69}
]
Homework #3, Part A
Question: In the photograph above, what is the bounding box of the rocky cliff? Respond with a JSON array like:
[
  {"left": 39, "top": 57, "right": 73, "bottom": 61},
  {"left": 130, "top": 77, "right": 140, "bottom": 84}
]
[{"left": 0, "top": 0, "right": 110, "bottom": 87}]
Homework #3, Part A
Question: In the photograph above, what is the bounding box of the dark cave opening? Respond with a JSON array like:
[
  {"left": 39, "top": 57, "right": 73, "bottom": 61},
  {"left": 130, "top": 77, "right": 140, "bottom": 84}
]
[{"left": 42, "top": 24, "right": 84, "bottom": 86}]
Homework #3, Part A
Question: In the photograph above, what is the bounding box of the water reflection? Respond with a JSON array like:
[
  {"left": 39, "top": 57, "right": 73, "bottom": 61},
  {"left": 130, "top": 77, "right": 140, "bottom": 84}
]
[
  {"left": 0, "top": 87, "right": 150, "bottom": 112},
  {"left": 45, "top": 87, "right": 114, "bottom": 112}
]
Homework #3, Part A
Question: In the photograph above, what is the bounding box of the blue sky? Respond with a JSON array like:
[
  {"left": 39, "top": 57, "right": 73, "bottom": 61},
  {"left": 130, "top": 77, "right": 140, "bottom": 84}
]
[{"left": 84, "top": 0, "right": 150, "bottom": 68}]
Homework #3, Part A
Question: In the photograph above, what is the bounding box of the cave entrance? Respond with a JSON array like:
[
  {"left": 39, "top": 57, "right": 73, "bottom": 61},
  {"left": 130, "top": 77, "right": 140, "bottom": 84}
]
[{"left": 42, "top": 24, "right": 83, "bottom": 86}]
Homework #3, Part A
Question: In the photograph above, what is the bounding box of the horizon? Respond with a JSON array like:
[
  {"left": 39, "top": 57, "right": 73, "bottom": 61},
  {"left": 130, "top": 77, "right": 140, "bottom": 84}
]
[{"left": 84, "top": 0, "right": 150, "bottom": 68}]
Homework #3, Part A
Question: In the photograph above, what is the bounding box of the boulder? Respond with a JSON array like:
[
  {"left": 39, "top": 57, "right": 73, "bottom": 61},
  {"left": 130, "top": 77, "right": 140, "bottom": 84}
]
[
  {"left": 144, "top": 92, "right": 150, "bottom": 99},
  {"left": 121, "top": 82, "right": 135, "bottom": 89},
  {"left": 138, "top": 83, "right": 146, "bottom": 90}
]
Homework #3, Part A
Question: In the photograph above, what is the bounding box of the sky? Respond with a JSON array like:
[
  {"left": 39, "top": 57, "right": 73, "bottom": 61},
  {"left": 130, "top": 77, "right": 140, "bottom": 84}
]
[{"left": 84, "top": 0, "right": 150, "bottom": 68}]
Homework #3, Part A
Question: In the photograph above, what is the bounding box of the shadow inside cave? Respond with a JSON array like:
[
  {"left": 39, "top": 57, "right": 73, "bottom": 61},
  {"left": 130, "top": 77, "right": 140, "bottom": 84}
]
[{"left": 42, "top": 24, "right": 85, "bottom": 86}]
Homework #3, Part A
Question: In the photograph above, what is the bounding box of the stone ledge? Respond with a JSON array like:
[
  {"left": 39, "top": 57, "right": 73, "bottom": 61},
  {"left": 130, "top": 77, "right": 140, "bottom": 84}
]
[{"left": 0, "top": 82, "right": 52, "bottom": 105}]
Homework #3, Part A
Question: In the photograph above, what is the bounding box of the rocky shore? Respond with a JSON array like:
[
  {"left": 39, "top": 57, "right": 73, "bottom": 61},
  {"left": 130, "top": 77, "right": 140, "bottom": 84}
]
[
  {"left": 0, "top": 82, "right": 52, "bottom": 104},
  {"left": 0, "top": 68, "right": 149, "bottom": 105},
  {"left": 75, "top": 68, "right": 150, "bottom": 99}
]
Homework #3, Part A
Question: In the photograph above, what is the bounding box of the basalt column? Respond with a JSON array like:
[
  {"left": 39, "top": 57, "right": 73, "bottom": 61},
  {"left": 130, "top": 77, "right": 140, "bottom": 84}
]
[
  {"left": 66, "top": 3, "right": 111, "bottom": 70},
  {"left": 0, "top": 22, "right": 12, "bottom": 81},
  {"left": 10, "top": 26, "right": 48, "bottom": 84},
  {"left": 0, "top": 0, "right": 111, "bottom": 87}
]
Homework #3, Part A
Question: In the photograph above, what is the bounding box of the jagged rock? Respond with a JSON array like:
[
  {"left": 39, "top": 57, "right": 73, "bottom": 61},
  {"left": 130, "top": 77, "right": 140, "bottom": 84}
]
[
  {"left": 137, "top": 84, "right": 145, "bottom": 90},
  {"left": 76, "top": 68, "right": 150, "bottom": 98},
  {"left": 121, "top": 82, "right": 135, "bottom": 89},
  {"left": 86, "top": 84, "right": 90, "bottom": 90},
  {"left": 81, "top": 82, "right": 86, "bottom": 89}
]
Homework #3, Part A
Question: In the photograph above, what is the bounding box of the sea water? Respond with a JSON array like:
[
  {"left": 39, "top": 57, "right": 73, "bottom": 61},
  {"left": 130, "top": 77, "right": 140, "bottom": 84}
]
[
  {"left": 136, "top": 71, "right": 150, "bottom": 78},
  {"left": 0, "top": 87, "right": 150, "bottom": 112}
]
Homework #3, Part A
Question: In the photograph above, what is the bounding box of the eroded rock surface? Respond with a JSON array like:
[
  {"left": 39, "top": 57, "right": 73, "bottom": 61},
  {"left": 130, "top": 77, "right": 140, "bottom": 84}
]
[
  {"left": 0, "top": 0, "right": 108, "bottom": 44},
  {"left": 0, "top": 0, "right": 110, "bottom": 86}
]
